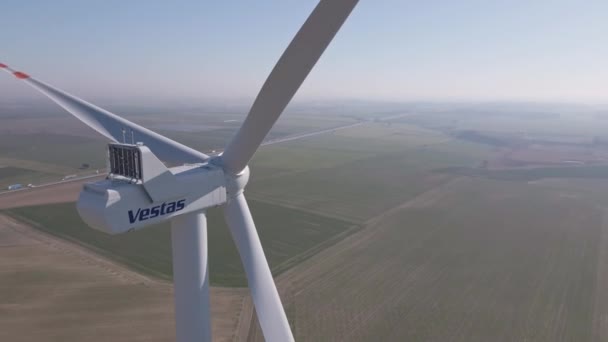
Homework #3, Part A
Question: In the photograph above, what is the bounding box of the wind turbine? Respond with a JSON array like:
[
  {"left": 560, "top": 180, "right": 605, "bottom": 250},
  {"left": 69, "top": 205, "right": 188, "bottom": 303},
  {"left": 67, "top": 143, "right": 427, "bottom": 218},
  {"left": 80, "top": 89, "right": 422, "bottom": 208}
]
[{"left": 2, "top": 1, "right": 358, "bottom": 341}]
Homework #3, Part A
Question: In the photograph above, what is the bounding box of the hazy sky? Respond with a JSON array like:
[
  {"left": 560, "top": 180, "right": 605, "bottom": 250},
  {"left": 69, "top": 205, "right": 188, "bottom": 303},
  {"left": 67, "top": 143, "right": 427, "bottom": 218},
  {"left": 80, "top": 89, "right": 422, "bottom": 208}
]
[{"left": 1, "top": 0, "right": 607, "bottom": 104}]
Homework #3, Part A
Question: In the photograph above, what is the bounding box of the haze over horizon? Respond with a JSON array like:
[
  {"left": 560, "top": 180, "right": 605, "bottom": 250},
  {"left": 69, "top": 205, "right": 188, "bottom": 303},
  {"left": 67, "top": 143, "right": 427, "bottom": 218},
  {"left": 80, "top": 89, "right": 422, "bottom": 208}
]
[{"left": 1, "top": 0, "right": 607, "bottom": 105}]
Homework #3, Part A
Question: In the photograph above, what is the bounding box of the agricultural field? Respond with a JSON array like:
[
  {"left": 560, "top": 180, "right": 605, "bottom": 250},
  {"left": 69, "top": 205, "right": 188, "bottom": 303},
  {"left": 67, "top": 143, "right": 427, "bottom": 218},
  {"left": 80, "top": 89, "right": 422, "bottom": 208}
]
[
  {"left": 6, "top": 200, "right": 356, "bottom": 287},
  {"left": 0, "top": 132, "right": 106, "bottom": 170},
  {"left": 243, "top": 107, "right": 608, "bottom": 341},
  {"left": 249, "top": 123, "right": 491, "bottom": 222},
  {"left": 249, "top": 177, "right": 608, "bottom": 341},
  {"left": 0, "top": 166, "right": 54, "bottom": 189},
  {"left": 0, "top": 130, "right": 107, "bottom": 188},
  {"left": 397, "top": 106, "right": 608, "bottom": 139},
  {"left": 0, "top": 176, "right": 104, "bottom": 209},
  {"left": 0, "top": 105, "right": 362, "bottom": 186},
  {"left": 5, "top": 102, "right": 608, "bottom": 341},
  {"left": 440, "top": 164, "right": 608, "bottom": 182},
  {"left": 0, "top": 214, "right": 246, "bottom": 342}
]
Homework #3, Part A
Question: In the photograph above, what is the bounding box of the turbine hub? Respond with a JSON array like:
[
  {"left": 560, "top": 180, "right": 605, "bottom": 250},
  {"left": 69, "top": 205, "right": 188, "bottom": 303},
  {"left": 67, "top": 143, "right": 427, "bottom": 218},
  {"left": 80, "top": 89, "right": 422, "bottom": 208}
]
[
  {"left": 226, "top": 166, "right": 250, "bottom": 198},
  {"left": 210, "top": 155, "right": 250, "bottom": 198}
]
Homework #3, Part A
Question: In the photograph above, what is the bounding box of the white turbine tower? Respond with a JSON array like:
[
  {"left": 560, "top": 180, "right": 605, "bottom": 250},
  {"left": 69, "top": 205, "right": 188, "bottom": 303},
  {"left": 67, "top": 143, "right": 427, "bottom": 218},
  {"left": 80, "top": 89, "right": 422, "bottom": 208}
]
[{"left": 2, "top": 1, "right": 358, "bottom": 341}]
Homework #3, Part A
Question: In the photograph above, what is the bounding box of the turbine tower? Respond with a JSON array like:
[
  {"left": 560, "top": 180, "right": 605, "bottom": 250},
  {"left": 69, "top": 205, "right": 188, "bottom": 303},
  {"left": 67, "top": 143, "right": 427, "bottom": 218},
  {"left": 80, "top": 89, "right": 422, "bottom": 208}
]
[{"left": 2, "top": 1, "right": 358, "bottom": 341}]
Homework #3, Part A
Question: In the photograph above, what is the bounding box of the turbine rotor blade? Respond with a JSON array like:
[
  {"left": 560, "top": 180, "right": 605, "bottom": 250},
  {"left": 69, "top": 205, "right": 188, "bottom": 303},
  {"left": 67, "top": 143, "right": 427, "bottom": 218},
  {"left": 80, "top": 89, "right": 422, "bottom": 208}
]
[
  {"left": 221, "top": 0, "right": 359, "bottom": 174},
  {"left": 223, "top": 193, "right": 294, "bottom": 341},
  {"left": 1, "top": 65, "right": 208, "bottom": 164}
]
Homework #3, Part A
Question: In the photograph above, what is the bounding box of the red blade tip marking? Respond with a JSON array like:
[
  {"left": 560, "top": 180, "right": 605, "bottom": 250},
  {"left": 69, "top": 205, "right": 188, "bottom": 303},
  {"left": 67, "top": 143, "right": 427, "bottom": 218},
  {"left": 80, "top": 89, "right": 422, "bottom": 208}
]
[
  {"left": 13, "top": 71, "right": 30, "bottom": 79},
  {"left": 0, "top": 63, "right": 7, "bottom": 68}
]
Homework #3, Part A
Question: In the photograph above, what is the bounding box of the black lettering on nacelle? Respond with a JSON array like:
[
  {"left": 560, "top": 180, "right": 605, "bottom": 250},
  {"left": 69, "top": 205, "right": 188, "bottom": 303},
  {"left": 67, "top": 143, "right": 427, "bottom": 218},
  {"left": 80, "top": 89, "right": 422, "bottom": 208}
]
[{"left": 128, "top": 199, "right": 186, "bottom": 224}]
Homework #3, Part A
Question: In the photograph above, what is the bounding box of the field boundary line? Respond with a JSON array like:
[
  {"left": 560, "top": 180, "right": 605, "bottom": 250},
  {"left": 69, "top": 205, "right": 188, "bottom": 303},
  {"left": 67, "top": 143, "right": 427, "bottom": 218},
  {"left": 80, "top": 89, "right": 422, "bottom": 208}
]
[
  {"left": 247, "top": 195, "right": 360, "bottom": 224},
  {"left": 0, "top": 213, "right": 170, "bottom": 286},
  {"left": 274, "top": 176, "right": 461, "bottom": 290}
]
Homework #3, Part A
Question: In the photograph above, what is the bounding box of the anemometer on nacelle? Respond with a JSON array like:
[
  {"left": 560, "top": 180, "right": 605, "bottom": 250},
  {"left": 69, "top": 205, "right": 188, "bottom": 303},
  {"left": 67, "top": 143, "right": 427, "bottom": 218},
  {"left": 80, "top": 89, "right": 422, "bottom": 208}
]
[{"left": 77, "top": 142, "right": 228, "bottom": 234}]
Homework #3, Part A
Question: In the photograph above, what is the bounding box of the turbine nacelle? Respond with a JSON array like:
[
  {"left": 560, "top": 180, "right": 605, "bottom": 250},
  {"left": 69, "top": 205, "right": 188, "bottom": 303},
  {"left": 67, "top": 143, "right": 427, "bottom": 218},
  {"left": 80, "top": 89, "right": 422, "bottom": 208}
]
[{"left": 77, "top": 143, "right": 227, "bottom": 234}]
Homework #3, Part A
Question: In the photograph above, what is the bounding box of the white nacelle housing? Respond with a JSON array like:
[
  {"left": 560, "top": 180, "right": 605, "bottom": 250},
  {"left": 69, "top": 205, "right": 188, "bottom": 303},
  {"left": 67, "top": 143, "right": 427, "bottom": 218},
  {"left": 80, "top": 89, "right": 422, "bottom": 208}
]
[{"left": 77, "top": 143, "right": 227, "bottom": 234}]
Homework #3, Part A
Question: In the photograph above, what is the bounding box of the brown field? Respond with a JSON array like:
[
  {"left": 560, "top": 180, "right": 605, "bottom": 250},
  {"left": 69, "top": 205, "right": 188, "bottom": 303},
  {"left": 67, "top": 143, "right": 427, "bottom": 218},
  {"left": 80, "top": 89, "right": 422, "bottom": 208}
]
[
  {"left": 243, "top": 177, "right": 608, "bottom": 341},
  {"left": 0, "top": 214, "right": 250, "bottom": 342}
]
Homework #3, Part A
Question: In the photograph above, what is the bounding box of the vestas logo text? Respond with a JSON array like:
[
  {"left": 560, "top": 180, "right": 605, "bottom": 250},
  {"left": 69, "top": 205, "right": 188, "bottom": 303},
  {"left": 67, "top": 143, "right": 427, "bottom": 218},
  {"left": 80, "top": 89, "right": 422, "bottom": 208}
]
[{"left": 128, "top": 199, "right": 186, "bottom": 224}]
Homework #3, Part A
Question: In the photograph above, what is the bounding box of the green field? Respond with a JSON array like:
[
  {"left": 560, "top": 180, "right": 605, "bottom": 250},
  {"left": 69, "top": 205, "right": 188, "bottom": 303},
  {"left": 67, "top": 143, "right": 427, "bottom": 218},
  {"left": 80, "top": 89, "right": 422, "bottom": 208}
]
[
  {"left": 6, "top": 200, "right": 355, "bottom": 287},
  {"left": 0, "top": 166, "right": 57, "bottom": 189},
  {"left": 0, "top": 131, "right": 106, "bottom": 188},
  {"left": 3, "top": 119, "right": 496, "bottom": 285},
  {"left": 249, "top": 127, "right": 491, "bottom": 222},
  {"left": 271, "top": 178, "right": 606, "bottom": 341},
  {"left": 0, "top": 110, "right": 359, "bottom": 172},
  {"left": 0, "top": 133, "right": 107, "bottom": 173}
]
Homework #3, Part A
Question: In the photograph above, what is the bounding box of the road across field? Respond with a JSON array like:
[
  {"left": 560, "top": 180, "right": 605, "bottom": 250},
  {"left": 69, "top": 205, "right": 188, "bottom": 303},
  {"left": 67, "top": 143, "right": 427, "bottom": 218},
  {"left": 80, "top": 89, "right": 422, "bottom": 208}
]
[
  {"left": 260, "top": 121, "right": 367, "bottom": 147},
  {"left": 0, "top": 175, "right": 105, "bottom": 209},
  {"left": 257, "top": 112, "right": 413, "bottom": 148},
  {"left": 0, "top": 172, "right": 103, "bottom": 196}
]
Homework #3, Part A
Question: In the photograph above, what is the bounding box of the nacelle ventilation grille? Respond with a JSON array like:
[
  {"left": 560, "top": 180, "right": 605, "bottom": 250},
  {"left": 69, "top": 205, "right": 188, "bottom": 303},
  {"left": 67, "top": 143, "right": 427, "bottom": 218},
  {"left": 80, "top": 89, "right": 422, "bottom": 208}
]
[{"left": 108, "top": 144, "right": 142, "bottom": 180}]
